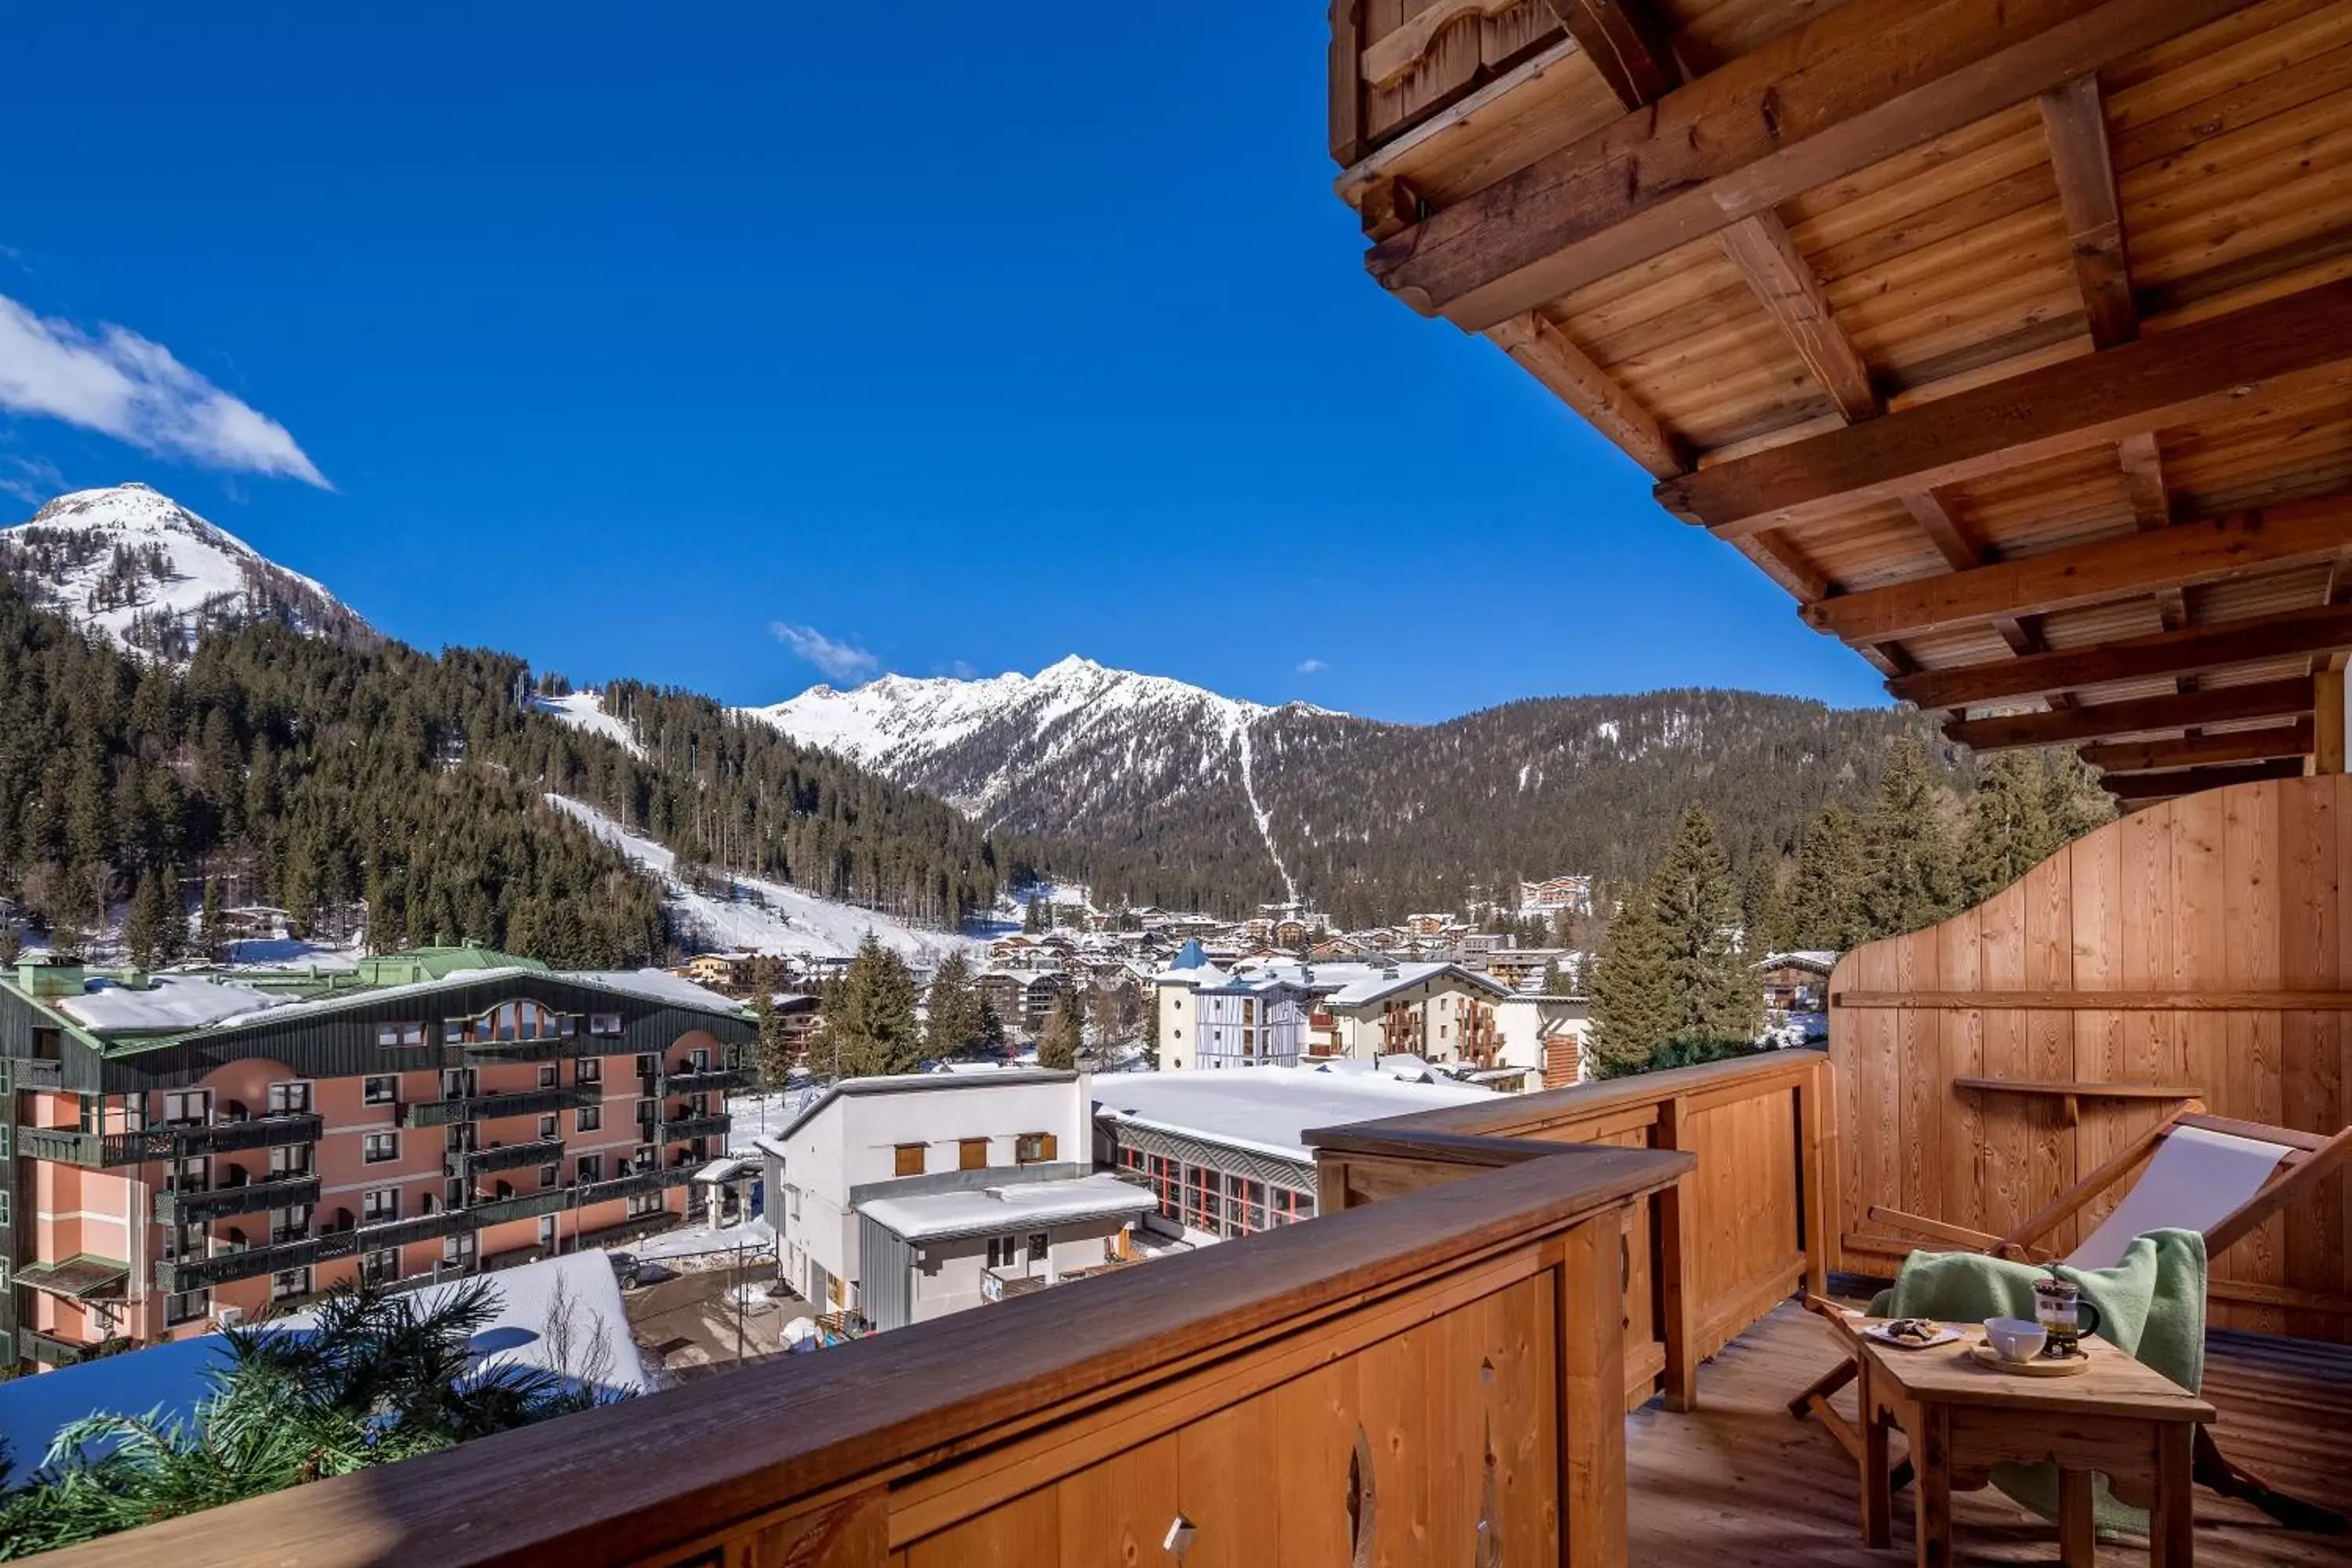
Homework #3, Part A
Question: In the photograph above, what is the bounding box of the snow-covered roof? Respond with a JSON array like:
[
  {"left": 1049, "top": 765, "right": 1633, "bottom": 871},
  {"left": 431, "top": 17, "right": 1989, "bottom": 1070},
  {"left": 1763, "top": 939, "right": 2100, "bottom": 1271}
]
[
  {"left": 0, "top": 1250, "right": 644, "bottom": 1472},
  {"left": 764, "top": 1069, "right": 1079, "bottom": 1145},
  {"left": 1225, "top": 960, "right": 1512, "bottom": 1007},
  {"left": 1760, "top": 950, "right": 1840, "bottom": 973},
  {"left": 54, "top": 975, "right": 281, "bottom": 1033},
  {"left": 572, "top": 967, "right": 743, "bottom": 1011},
  {"left": 1092, "top": 1066, "right": 1494, "bottom": 1165},
  {"left": 857, "top": 1172, "right": 1154, "bottom": 1242}
]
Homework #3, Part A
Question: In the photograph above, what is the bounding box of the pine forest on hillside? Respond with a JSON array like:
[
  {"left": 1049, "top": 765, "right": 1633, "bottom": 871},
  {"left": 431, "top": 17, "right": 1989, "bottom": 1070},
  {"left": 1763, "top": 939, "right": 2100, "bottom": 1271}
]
[{"left": 0, "top": 582, "right": 1004, "bottom": 967}]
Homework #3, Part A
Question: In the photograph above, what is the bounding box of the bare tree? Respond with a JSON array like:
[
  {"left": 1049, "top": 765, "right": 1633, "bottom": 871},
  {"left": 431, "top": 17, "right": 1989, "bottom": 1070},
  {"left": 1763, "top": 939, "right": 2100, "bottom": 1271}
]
[{"left": 540, "top": 1271, "right": 619, "bottom": 1392}]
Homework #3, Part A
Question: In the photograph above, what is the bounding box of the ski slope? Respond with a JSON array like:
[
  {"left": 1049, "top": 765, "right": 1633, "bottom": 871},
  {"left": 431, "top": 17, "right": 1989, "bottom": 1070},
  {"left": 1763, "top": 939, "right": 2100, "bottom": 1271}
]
[{"left": 546, "top": 794, "right": 979, "bottom": 964}]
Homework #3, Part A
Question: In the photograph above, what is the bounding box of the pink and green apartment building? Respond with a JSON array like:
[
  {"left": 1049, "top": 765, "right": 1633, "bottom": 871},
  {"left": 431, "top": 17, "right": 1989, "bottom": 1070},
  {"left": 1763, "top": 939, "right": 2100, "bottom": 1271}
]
[{"left": 0, "top": 946, "right": 753, "bottom": 1369}]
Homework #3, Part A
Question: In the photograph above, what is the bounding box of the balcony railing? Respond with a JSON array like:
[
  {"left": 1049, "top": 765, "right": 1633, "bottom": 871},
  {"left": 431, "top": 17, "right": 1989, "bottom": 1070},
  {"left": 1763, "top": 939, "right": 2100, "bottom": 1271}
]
[
  {"left": 81, "top": 1088, "right": 1697, "bottom": 1566},
  {"left": 400, "top": 1085, "right": 596, "bottom": 1128},
  {"left": 18, "top": 1327, "right": 84, "bottom": 1367},
  {"left": 657, "top": 1065, "right": 749, "bottom": 1095},
  {"left": 656, "top": 1112, "right": 731, "bottom": 1143},
  {"left": 16, "top": 1112, "right": 322, "bottom": 1167},
  {"left": 154, "top": 1174, "right": 322, "bottom": 1226},
  {"left": 454, "top": 1138, "right": 564, "bottom": 1177},
  {"left": 10, "top": 1058, "right": 64, "bottom": 1089}
]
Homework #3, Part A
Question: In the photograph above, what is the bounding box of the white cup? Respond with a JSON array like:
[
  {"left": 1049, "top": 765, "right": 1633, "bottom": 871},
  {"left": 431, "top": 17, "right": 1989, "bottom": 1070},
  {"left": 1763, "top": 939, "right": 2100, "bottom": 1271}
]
[{"left": 1984, "top": 1316, "right": 2048, "bottom": 1362}]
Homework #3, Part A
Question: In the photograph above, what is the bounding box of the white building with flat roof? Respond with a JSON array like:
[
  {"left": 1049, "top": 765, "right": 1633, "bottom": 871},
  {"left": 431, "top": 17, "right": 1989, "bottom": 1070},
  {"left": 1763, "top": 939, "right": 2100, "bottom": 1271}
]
[{"left": 1091, "top": 1066, "right": 1494, "bottom": 1247}]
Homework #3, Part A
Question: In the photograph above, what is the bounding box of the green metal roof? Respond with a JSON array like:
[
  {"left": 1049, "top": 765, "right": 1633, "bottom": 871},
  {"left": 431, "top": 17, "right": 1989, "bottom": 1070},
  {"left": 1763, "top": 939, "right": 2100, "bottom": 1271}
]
[{"left": 352, "top": 946, "right": 547, "bottom": 986}]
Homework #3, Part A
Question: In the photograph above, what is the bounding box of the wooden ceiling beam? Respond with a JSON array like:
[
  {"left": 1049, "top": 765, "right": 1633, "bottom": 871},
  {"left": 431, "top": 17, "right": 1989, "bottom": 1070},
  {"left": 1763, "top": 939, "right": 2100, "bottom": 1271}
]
[
  {"left": 2101, "top": 758, "right": 2309, "bottom": 800},
  {"left": 1657, "top": 275, "right": 2352, "bottom": 538},
  {"left": 1742, "top": 528, "right": 1833, "bottom": 603},
  {"left": 1802, "top": 492, "right": 2352, "bottom": 644},
  {"left": 1484, "top": 314, "right": 1686, "bottom": 481},
  {"left": 2038, "top": 74, "right": 2136, "bottom": 353},
  {"left": 1944, "top": 679, "right": 2314, "bottom": 751},
  {"left": 2078, "top": 721, "right": 2315, "bottom": 774},
  {"left": 1719, "top": 214, "right": 1882, "bottom": 425},
  {"left": 1364, "top": 0, "right": 2262, "bottom": 331},
  {"left": 1555, "top": 0, "right": 1681, "bottom": 110},
  {"left": 1889, "top": 604, "right": 2352, "bottom": 710}
]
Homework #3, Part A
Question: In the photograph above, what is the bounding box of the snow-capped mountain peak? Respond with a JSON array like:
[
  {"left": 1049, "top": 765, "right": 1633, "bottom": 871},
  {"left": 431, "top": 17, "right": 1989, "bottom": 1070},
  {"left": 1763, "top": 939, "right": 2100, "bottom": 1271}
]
[{"left": 0, "top": 482, "right": 375, "bottom": 660}]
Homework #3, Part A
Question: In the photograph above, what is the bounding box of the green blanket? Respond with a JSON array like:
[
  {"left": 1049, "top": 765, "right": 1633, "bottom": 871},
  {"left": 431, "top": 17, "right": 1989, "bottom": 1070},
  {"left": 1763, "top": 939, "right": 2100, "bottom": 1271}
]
[{"left": 1867, "top": 1227, "right": 2208, "bottom": 1534}]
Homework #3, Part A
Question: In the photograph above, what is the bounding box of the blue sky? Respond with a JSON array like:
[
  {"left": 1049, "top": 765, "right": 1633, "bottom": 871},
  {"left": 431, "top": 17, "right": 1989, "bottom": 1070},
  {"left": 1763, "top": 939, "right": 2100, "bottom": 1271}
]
[{"left": 0, "top": 2, "right": 1885, "bottom": 724}]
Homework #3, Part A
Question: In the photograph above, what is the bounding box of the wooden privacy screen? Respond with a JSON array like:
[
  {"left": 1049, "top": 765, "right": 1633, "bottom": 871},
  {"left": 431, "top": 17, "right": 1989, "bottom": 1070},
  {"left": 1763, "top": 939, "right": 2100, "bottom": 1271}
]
[
  {"left": 1830, "top": 775, "right": 2352, "bottom": 1340},
  {"left": 1311, "top": 1051, "right": 1831, "bottom": 1412}
]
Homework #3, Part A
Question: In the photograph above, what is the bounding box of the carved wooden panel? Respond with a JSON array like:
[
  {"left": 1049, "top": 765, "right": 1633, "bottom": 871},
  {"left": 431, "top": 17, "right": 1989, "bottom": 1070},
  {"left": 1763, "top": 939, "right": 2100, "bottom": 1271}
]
[{"left": 1356, "top": 0, "right": 1566, "bottom": 148}]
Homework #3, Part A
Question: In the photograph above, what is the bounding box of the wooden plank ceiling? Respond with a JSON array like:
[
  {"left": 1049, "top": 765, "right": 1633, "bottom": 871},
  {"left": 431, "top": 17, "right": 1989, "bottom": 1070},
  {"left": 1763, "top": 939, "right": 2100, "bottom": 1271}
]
[{"left": 1332, "top": 0, "right": 2352, "bottom": 803}]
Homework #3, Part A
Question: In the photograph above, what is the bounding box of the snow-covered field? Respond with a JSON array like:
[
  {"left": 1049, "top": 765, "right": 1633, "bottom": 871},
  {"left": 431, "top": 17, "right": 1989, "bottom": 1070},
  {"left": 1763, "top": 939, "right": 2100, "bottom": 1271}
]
[
  {"left": 547, "top": 794, "right": 981, "bottom": 964},
  {"left": 725, "top": 1088, "right": 823, "bottom": 1152},
  {"left": 532, "top": 690, "right": 644, "bottom": 757}
]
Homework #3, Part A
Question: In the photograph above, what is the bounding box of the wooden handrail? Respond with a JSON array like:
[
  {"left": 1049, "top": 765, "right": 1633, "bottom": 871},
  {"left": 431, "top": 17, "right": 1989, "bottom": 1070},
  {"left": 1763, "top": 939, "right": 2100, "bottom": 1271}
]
[
  {"left": 51, "top": 1142, "right": 1690, "bottom": 1568},
  {"left": 1951, "top": 1077, "right": 2201, "bottom": 1099},
  {"left": 1834, "top": 989, "right": 2352, "bottom": 1010}
]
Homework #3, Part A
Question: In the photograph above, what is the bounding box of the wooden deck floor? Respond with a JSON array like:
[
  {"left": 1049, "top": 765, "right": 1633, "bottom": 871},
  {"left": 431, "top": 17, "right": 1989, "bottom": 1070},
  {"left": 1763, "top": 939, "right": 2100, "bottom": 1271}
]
[{"left": 1628, "top": 1302, "right": 2352, "bottom": 1567}]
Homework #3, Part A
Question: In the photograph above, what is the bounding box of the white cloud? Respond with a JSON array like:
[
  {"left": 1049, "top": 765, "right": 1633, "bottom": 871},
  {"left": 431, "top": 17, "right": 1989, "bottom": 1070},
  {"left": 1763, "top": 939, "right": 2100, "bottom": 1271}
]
[
  {"left": 1295, "top": 658, "right": 1330, "bottom": 675},
  {"left": 771, "top": 621, "right": 880, "bottom": 683},
  {"left": 0, "top": 452, "right": 65, "bottom": 506},
  {"left": 942, "top": 659, "right": 978, "bottom": 680},
  {"left": 0, "top": 294, "right": 329, "bottom": 488}
]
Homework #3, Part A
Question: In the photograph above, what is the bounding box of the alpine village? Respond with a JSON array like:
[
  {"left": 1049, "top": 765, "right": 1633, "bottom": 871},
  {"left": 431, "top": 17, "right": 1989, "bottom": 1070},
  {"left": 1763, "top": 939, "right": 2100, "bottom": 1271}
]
[{"left": 2, "top": 3, "right": 2351, "bottom": 1566}]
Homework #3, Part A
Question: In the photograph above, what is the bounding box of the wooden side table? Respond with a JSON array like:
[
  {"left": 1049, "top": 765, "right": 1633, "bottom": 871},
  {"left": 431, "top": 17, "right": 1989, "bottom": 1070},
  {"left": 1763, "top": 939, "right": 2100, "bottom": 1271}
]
[{"left": 1855, "top": 1323, "right": 2215, "bottom": 1568}]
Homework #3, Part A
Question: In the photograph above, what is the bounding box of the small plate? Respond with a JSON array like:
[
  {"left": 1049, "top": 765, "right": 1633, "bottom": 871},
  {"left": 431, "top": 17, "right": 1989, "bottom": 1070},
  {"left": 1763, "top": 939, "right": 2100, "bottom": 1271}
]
[{"left": 1863, "top": 1321, "right": 1963, "bottom": 1351}]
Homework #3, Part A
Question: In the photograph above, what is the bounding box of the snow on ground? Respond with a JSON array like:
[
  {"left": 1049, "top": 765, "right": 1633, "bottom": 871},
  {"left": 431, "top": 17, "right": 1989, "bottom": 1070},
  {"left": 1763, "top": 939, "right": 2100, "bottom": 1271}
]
[
  {"left": 532, "top": 689, "right": 644, "bottom": 757},
  {"left": 58, "top": 974, "right": 282, "bottom": 1031},
  {"left": 547, "top": 793, "right": 982, "bottom": 964},
  {"left": 223, "top": 936, "right": 366, "bottom": 971},
  {"left": 726, "top": 1088, "right": 823, "bottom": 1151},
  {"left": 630, "top": 1214, "right": 775, "bottom": 1264}
]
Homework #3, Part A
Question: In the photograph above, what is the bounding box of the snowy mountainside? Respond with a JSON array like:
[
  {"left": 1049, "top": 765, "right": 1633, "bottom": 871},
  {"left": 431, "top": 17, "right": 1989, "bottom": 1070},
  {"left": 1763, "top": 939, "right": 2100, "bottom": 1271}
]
[
  {"left": 546, "top": 793, "right": 980, "bottom": 964},
  {"left": 742, "top": 661, "right": 1951, "bottom": 927},
  {"left": 532, "top": 689, "right": 644, "bottom": 757},
  {"left": 0, "top": 484, "right": 376, "bottom": 660}
]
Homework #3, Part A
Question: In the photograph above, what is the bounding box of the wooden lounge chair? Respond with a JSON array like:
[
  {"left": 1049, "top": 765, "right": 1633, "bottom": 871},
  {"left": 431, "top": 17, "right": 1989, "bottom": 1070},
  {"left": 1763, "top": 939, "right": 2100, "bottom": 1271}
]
[{"left": 1789, "top": 1105, "right": 2352, "bottom": 1532}]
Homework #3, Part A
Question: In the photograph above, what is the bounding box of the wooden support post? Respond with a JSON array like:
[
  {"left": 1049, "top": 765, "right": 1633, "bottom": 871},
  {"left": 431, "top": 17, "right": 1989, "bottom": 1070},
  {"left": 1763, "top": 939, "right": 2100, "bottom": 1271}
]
[
  {"left": 1797, "top": 1066, "right": 1830, "bottom": 1300},
  {"left": 2317, "top": 666, "right": 2347, "bottom": 774},
  {"left": 1557, "top": 1213, "right": 1629, "bottom": 1568},
  {"left": 1653, "top": 1098, "right": 1700, "bottom": 1412}
]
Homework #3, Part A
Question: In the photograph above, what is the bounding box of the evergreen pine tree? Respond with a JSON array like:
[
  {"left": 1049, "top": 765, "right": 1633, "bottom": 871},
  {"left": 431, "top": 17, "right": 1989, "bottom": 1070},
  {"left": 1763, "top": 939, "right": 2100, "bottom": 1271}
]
[
  {"left": 198, "top": 877, "right": 226, "bottom": 962},
  {"left": 156, "top": 864, "right": 183, "bottom": 962},
  {"left": 2042, "top": 748, "right": 2114, "bottom": 845},
  {"left": 1038, "top": 993, "right": 1083, "bottom": 1070},
  {"left": 1960, "top": 750, "right": 2058, "bottom": 901},
  {"left": 1537, "top": 958, "right": 1565, "bottom": 996},
  {"left": 922, "top": 950, "right": 986, "bottom": 1058},
  {"left": 122, "top": 870, "right": 166, "bottom": 970},
  {"left": 1585, "top": 883, "right": 1675, "bottom": 1075},
  {"left": 752, "top": 988, "right": 794, "bottom": 1089},
  {"left": 1588, "top": 808, "right": 1759, "bottom": 1074},
  {"left": 818, "top": 934, "right": 922, "bottom": 1078},
  {"left": 1857, "top": 735, "right": 1962, "bottom": 941},
  {"left": 1785, "top": 804, "right": 1865, "bottom": 950},
  {"left": 1740, "top": 853, "right": 1789, "bottom": 955},
  {"left": 1023, "top": 896, "right": 1046, "bottom": 935}
]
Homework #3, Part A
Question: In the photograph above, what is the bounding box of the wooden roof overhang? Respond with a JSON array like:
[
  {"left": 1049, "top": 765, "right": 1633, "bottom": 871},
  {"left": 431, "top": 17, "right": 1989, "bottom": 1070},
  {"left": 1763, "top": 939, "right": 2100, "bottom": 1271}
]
[{"left": 1330, "top": 0, "right": 2352, "bottom": 804}]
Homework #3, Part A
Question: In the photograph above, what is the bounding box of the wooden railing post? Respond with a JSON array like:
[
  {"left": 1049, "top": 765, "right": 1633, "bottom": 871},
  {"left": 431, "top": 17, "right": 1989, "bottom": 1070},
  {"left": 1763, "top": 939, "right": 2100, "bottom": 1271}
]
[
  {"left": 1653, "top": 1097, "right": 1699, "bottom": 1412},
  {"left": 1556, "top": 1210, "right": 1629, "bottom": 1568},
  {"left": 1797, "top": 1060, "right": 1831, "bottom": 1300}
]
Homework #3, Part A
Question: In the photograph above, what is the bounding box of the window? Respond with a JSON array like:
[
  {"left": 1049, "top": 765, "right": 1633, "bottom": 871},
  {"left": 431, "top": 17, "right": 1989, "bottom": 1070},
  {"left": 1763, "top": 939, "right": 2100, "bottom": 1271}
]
[
  {"left": 575, "top": 1105, "right": 601, "bottom": 1134},
  {"left": 633, "top": 1054, "right": 657, "bottom": 1080},
  {"left": 166, "top": 1288, "right": 210, "bottom": 1326},
  {"left": 575, "top": 1154, "right": 604, "bottom": 1183},
  {"left": 364, "top": 1132, "right": 399, "bottom": 1163},
  {"left": 1028, "top": 1232, "right": 1049, "bottom": 1263},
  {"left": 590, "top": 1013, "right": 624, "bottom": 1037},
  {"left": 1225, "top": 1175, "right": 1267, "bottom": 1238},
  {"left": 361, "top": 1186, "right": 399, "bottom": 1224},
  {"left": 1014, "top": 1132, "right": 1057, "bottom": 1165},
  {"left": 1184, "top": 1165, "right": 1221, "bottom": 1234},
  {"left": 575, "top": 1057, "right": 601, "bottom": 1084},
  {"left": 958, "top": 1138, "right": 989, "bottom": 1171},
  {"left": 163, "top": 1089, "right": 210, "bottom": 1127},
  {"left": 538, "top": 1065, "right": 558, "bottom": 1089},
  {"left": 894, "top": 1143, "right": 926, "bottom": 1178},
  {"left": 633, "top": 1144, "right": 655, "bottom": 1173},
  {"left": 1147, "top": 1155, "right": 1181, "bottom": 1223},
  {"left": 363, "top": 1075, "right": 397, "bottom": 1105},
  {"left": 0, "top": 1192, "right": 9, "bottom": 1227},
  {"left": 443, "top": 1233, "right": 476, "bottom": 1265},
  {"left": 376, "top": 1022, "right": 426, "bottom": 1048},
  {"left": 1117, "top": 1145, "right": 1142, "bottom": 1173},
  {"left": 539, "top": 1114, "right": 558, "bottom": 1140},
  {"left": 271, "top": 1267, "right": 312, "bottom": 1301},
  {"left": 985, "top": 1235, "right": 1019, "bottom": 1269},
  {"left": 539, "top": 1163, "right": 560, "bottom": 1189},
  {"left": 444, "top": 1021, "right": 465, "bottom": 1044},
  {"left": 626, "top": 1191, "right": 664, "bottom": 1218},
  {"left": 361, "top": 1249, "right": 399, "bottom": 1287},
  {"left": 270, "top": 1144, "right": 313, "bottom": 1178},
  {"left": 267, "top": 1082, "right": 312, "bottom": 1115},
  {"left": 1269, "top": 1187, "right": 1315, "bottom": 1226}
]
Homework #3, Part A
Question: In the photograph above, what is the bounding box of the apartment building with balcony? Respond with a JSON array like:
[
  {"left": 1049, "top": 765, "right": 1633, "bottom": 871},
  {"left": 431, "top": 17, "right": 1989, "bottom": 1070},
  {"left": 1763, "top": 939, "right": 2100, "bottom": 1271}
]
[{"left": 0, "top": 948, "right": 753, "bottom": 1367}]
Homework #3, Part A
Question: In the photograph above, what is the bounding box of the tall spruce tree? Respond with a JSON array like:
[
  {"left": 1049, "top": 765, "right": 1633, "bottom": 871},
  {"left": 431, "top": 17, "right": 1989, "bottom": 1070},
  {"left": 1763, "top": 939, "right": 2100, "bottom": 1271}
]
[
  {"left": 817, "top": 934, "right": 922, "bottom": 1079},
  {"left": 923, "top": 950, "right": 987, "bottom": 1058},
  {"left": 1786, "top": 804, "right": 1866, "bottom": 950},
  {"left": 752, "top": 989, "right": 795, "bottom": 1089},
  {"left": 1038, "top": 992, "right": 1083, "bottom": 1071},
  {"left": 1960, "top": 750, "right": 2059, "bottom": 901},
  {"left": 1740, "top": 852, "right": 1789, "bottom": 956},
  {"left": 122, "top": 869, "right": 166, "bottom": 969},
  {"left": 1587, "top": 808, "right": 1759, "bottom": 1073},
  {"left": 1857, "top": 735, "right": 1962, "bottom": 941}
]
